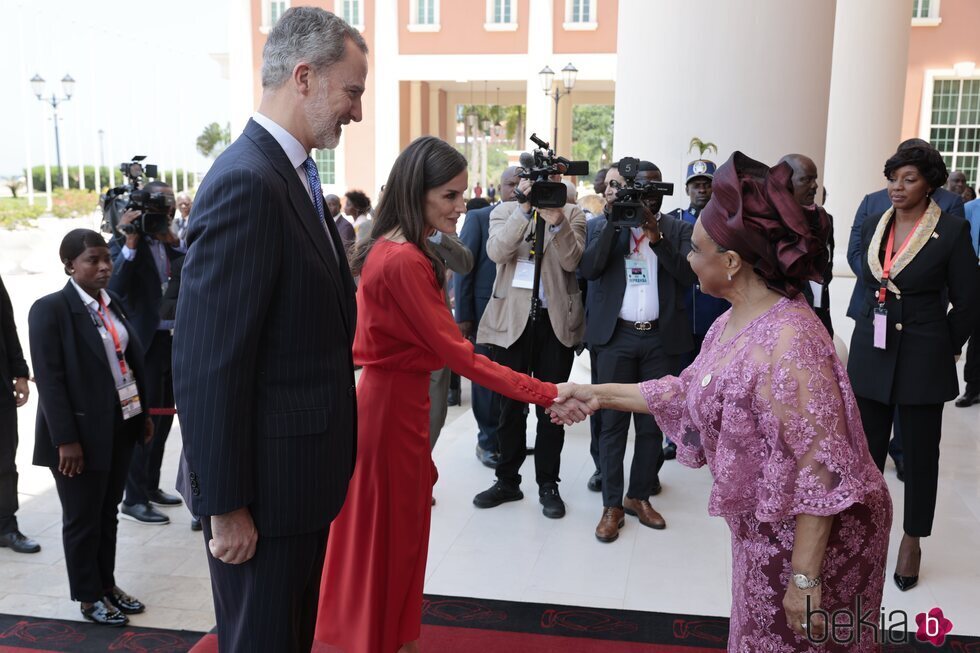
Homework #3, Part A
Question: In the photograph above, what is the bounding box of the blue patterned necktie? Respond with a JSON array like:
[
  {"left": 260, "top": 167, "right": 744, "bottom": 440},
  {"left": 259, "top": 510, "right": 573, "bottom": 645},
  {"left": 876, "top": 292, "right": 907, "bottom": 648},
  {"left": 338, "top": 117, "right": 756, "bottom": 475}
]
[{"left": 302, "top": 157, "right": 337, "bottom": 261}]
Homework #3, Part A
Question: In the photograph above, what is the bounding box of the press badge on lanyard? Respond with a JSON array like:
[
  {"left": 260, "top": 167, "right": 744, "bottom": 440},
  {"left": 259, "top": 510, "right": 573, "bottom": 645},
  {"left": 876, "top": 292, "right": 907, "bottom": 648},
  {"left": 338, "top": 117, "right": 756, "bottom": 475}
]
[
  {"left": 94, "top": 300, "right": 143, "bottom": 420},
  {"left": 626, "top": 232, "right": 649, "bottom": 286},
  {"left": 513, "top": 258, "right": 535, "bottom": 290},
  {"left": 874, "top": 217, "right": 921, "bottom": 350}
]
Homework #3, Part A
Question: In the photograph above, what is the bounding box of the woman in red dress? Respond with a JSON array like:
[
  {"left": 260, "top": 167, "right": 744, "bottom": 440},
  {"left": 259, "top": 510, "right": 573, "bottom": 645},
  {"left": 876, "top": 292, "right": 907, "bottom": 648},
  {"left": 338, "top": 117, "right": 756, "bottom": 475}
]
[{"left": 314, "top": 137, "right": 580, "bottom": 653}]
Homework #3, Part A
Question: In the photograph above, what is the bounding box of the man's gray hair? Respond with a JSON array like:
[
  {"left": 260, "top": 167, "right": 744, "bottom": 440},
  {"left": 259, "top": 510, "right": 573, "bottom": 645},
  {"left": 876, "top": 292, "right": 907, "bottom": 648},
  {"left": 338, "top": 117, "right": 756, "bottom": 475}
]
[{"left": 261, "top": 7, "right": 368, "bottom": 89}]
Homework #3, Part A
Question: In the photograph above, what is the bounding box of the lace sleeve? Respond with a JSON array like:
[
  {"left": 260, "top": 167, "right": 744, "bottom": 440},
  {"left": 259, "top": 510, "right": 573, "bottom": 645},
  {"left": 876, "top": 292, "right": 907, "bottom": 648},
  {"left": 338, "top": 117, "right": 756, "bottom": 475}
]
[
  {"left": 639, "top": 366, "right": 706, "bottom": 469},
  {"left": 753, "top": 319, "right": 880, "bottom": 522}
]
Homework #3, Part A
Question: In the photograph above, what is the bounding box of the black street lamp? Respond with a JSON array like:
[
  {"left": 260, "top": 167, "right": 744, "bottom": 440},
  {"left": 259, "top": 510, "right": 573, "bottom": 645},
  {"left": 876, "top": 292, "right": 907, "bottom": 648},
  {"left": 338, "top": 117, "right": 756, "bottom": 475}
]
[
  {"left": 539, "top": 62, "right": 577, "bottom": 147},
  {"left": 31, "top": 73, "right": 75, "bottom": 186}
]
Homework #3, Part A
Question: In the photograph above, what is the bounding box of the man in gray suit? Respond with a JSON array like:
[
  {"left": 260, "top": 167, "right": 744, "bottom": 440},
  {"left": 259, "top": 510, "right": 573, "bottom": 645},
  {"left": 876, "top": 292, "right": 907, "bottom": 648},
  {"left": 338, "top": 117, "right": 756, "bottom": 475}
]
[
  {"left": 472, "top": 177, "right": 586, "bottom": 519},
  {"left": 173, "top": 8, "right": 366, "bottom": 651}
]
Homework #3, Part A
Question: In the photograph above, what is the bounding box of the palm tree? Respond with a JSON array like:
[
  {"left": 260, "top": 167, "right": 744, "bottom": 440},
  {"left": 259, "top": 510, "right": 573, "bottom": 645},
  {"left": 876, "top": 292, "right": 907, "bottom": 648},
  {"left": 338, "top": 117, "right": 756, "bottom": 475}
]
[{"left": 688, "top": 137, "right": 718, "bottom": 158}]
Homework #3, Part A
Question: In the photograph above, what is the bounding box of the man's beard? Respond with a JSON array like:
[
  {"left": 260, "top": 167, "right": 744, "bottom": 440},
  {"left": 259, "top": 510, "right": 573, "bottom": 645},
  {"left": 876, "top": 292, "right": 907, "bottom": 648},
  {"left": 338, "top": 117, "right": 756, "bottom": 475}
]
[{"left": 306, "top": 84, "right": 342, "bottom": 150}]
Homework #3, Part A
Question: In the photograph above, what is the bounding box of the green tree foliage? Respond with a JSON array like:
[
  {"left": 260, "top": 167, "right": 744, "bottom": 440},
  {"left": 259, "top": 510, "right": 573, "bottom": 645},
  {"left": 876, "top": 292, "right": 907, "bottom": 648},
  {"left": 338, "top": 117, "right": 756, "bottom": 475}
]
[
  {"left": 196, "top": 122, "right": 231, "bottom": 158},
  {"left": 572, "top": 105, "right": 614, "bottom": 174},
  {"left": 26, "top": 166, "right": 191, "bottom": 193},
  {"left": 688, "top": 137, "right": 718, "bottom": 157}
]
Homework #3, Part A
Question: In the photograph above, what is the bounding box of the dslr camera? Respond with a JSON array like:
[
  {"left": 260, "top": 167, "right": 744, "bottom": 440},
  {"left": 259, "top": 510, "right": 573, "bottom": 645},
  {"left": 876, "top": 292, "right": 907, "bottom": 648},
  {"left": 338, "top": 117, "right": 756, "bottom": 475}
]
[
  {"left": 609, "top": 157, "right": 674, "bottom": 228},
  {"left": 101, "top": 155, "right": 174, "bottom": 237},
  {"left": 516, "top": 133, "right": 589, "bottom": 209}
]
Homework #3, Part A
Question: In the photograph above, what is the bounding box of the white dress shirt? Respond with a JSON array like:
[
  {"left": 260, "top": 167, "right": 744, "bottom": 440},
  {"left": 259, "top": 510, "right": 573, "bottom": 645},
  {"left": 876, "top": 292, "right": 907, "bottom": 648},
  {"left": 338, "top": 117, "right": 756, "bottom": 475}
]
[
  {"left": 70, "top": 279, "right": 130, "bottom": 386},
  {"left": 618, "top": 225, "right": 660, "bottom": 323},
  {"left": 252, "top": 112, "right": 337, "bottom": 256}
]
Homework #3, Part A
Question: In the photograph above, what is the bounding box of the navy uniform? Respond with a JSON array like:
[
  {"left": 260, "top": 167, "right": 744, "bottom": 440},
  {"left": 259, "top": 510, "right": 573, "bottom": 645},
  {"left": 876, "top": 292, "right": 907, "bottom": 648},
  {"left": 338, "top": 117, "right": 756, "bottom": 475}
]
[{"left": 668, "top": 159, "right": 729, "bottom": 369}]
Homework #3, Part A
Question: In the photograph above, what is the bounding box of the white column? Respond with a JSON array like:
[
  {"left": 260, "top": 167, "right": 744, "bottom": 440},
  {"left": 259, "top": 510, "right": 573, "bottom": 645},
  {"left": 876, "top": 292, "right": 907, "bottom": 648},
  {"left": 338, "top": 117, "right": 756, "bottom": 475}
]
[
  {"left": 823, "top": 0, "right": 910, "bottom": 275},
  {"left": 523, "top": 0, "right": 554, "bottom": 150},
  {"left": 374, "top": 0, "right": 400, "bottom": 192},
  {"left": 614, "top": 0, "right": 836, "bottom": 193},
  {"left": 42, "top": 112, "right": 53, "bottom": 211}
]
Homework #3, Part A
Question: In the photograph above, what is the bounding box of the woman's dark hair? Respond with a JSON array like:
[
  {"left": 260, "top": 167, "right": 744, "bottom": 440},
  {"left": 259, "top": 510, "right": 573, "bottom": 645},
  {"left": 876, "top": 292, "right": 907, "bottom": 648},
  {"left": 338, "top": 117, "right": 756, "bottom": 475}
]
[
  {"left": 59, "top": 229, "right": 108, "bottom": 275},
  {"left": 466, "top": 197, "right": 490, "bottom": 211},
  {"left": 349, "top": 136, "right": 467, "bottom": 286},
  {"left": 344, "top": 189, "right": 371, "bottom": 216},
  {"left": 883, "top": 144, "right": 948, "bottom": 191}
]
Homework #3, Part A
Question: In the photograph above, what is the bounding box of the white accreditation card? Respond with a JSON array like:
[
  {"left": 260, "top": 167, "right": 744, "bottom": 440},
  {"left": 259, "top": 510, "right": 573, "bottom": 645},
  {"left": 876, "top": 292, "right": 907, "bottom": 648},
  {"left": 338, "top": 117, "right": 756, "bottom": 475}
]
[
  {"left": 117, "top": 373, "right": 143, "bottom": 420},
  {"left": 513, "top": 259, "right": 535, "bottom": 290},
  {"left": 625, "top": 258, "right": 650, "bottom": 286}
]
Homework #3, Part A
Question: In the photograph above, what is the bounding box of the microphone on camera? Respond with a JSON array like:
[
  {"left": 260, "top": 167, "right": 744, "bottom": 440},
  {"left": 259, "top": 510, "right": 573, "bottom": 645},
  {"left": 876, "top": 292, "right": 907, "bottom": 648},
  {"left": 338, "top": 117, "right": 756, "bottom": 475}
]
[{"left": 519, "top": 152, "right": 536, "bottom": 170}]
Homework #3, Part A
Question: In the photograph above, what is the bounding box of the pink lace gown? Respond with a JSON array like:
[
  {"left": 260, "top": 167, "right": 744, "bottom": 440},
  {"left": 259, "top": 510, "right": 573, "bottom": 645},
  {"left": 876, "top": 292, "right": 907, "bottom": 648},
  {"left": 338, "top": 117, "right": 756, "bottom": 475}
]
[{"left": 640, "top": 296, "right": 892, "bottom": 652}]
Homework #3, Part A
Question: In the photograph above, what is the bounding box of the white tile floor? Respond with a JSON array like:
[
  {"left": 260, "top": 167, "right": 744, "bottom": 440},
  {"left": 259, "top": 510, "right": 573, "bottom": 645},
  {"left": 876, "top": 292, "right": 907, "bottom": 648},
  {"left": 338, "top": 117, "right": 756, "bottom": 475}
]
[{"left": 1, "top": 237, "right": 978, "bottom": 638}]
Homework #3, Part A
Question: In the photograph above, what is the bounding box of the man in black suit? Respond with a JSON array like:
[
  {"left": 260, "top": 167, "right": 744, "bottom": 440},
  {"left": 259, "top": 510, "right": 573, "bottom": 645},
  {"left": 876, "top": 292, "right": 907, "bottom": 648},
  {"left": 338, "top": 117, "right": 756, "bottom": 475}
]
[
  {"left": 0, "top": 274, "right": 40, "bottom": 554},
  {"left": 109, "top": 182, "right": 184, "bottom": 526},
  {"left": 580, "top": 160, "right": 696, "bottom": 542},
  {"left": 780, "top": 153, "right": 835, "bottom": 335},
  {"left": 326, "top": 193, "right": 355, "bottom": 252},
  {"left": 455, "top": 166, "right": 518, "bottom": 467},
  {"left": 172, "top": 8, "right": 366, "bottom": 651}
]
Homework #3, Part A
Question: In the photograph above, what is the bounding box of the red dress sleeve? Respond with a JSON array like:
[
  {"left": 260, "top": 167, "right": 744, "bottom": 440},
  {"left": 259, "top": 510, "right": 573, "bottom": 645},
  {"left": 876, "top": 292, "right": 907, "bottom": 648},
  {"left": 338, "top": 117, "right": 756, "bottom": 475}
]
[{"left": 383, "top": 245, "right": 556, "bottom": 407}]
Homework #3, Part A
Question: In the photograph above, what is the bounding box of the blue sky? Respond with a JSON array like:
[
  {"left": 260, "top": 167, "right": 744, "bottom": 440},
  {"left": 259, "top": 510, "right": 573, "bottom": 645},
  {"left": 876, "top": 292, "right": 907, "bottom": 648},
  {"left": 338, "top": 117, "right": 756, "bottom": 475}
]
[{"left": 0, "top": 0, "right": 232, "bottom": 182}]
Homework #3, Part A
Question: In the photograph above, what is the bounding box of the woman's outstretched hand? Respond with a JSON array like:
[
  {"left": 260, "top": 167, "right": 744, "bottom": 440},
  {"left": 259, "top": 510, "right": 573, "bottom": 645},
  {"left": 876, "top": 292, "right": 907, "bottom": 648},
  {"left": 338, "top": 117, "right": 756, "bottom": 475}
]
[{"left": 547, "top": 382, "right": 601, "bottom": 425}]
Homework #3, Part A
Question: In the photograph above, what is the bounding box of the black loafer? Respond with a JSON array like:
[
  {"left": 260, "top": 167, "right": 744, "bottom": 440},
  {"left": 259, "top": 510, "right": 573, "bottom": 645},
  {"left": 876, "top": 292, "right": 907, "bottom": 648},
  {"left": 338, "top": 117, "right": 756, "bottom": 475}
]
[
  {"left": 0, "top": 530, "right": 41, "bottom": 554},
  {"left": 663, "top": 442, "right": 677, "bottom": 460},
  {"left": 105, "top": 588, "right": 145, "bottom": 614},
  {"left": 955, "top": 392, "right": 979, "bottom": 408},
  {"left": 539, "top": 484, "right": 566, "bottom": 519},
  {"left": 120, "top": 503, "right": 170, "bottom": 525},
  {"left": 587, "top": 470, "right": 602, "bottom": 492},
  {"left": 473, "top": 480, "right": 523, "bottom": 508},
  {"left": 190, "top": 516, "right": 203, "bottom": 532},
  {"left": 148, "top": 489, "right": 183, "bottom": 507},
  {"left": 81, "top": 600, "right": 129, "bottom": 626}
]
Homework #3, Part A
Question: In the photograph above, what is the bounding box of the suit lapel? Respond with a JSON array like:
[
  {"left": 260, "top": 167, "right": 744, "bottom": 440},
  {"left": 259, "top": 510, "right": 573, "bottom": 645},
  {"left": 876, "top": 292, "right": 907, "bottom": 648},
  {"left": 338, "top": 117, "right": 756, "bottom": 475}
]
[
  {"left": 62, "top": 284, "right": 114, "bottom": 382},
  {"left": 243, "top": 120, "right": 352, "bottom": 332}
]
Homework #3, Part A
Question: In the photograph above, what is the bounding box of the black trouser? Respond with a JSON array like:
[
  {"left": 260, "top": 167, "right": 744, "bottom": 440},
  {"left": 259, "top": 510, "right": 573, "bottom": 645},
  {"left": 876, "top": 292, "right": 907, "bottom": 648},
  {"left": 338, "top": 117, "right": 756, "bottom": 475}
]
[
  {"left": 203, "top": 520, "right": 328, "bottom": 653},
  {"left": 472, "top": 341, "right": 501, "bottom": 453},
  {"left": 493, "top": 311, "right": 574, "bottom": 488},
  {"left": 0, "top": 399, "right": 18, "bottom": 535},
  {"left": 964, "top": 326, "right": 980, "bottom": 396},
  {"left": 124, "top": 331, "right": 174, "bottom": 506},
  {"left": 857, "top": 396, "right": 943, "bottom": 537},
  {"left": 588, "top": 348, "right": 601, "bottom": 472},
  {"left": 51, "top": 416, "right": 135, "bottom": 602},
  {"left": 595, "top": 325, "right": 672, "bottom": 508}
]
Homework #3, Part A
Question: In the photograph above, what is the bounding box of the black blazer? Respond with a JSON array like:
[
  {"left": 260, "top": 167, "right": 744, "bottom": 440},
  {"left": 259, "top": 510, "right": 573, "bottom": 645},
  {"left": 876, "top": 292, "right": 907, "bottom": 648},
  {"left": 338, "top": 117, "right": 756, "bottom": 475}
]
[
  {"left": 29, "top": 283, "right": 147, "bottom": 471},
  {"left": 0, "top": 275, "right": 30, "bottom": 403},
  {"left": 108, "top": 236, "right": 184, "bottom": 346},
  {"left": 800, "top": 206, "right": 835, "bottom": 336},
  {"left": 579, "top": 213, "right": 696, "bottom": 354},
  {"left": 173, "top": 118, "right": 358, "bottom": 538},
  {"left": 845, "top": 187, "right": 965, "bottom": 318},
  {"left": 455, "top": 203, "right": 499, "bottom": 326},
  {"left": 847, "top": 211, "right": 980, "bottom": 404}
]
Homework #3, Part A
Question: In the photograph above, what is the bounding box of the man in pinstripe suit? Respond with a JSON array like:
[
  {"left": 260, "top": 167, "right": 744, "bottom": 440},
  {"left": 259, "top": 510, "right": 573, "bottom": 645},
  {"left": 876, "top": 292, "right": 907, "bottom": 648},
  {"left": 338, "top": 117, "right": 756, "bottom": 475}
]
[{"left": 172, "top": 8, "right": 367, "bottom": 651}]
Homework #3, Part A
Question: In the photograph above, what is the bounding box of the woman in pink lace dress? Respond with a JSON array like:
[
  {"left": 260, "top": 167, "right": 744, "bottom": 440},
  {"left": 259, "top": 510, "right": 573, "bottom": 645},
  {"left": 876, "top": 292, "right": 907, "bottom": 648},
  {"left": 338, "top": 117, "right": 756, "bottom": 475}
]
[{"left": 556, "top": 153, "right": 892, "bottom": 652}]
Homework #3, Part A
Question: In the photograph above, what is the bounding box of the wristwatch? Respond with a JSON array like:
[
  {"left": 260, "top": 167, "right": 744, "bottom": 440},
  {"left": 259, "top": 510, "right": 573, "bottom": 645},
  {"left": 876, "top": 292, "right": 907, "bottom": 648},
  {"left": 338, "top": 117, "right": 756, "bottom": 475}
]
[{"left": 792, "top": 573, "right": 821, "bottom": 590}]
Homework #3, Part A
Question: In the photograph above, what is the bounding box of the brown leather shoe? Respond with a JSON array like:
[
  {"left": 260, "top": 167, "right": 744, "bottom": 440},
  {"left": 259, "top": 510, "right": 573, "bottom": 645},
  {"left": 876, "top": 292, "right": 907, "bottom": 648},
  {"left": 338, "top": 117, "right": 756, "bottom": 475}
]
[
  {"left": 595, "top": 506, "right": 625, "bottom": 542},
  {"left": 623, "top": 497, "right": 666, "bottom": 530}
]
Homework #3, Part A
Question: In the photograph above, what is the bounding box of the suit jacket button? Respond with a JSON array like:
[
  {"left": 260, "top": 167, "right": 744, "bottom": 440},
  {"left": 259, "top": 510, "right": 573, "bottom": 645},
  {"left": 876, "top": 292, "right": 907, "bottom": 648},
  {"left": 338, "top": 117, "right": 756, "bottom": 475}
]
[
  {"left": 192, "top": 488, "right": 200, "bottom": 496},
  {"left": 190, "top": 472, "right": 198, "bottom": 480},
  {"left": 895, "top": 323, "right": 903, "bottom": 331}
]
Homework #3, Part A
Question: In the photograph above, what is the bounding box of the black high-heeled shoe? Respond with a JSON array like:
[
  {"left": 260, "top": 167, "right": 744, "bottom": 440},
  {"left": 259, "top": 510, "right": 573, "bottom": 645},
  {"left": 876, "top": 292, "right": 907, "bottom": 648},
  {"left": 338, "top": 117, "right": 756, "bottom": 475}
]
[{"left": 893, "top": 547, "right": 921, "bottom": 591}]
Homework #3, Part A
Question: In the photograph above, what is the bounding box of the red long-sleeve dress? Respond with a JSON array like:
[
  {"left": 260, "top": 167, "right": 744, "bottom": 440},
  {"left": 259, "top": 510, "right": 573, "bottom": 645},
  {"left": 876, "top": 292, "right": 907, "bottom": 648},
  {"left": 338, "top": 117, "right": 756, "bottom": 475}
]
[{"left": 314, "top": 238, "right": 557, "bottom": 652}]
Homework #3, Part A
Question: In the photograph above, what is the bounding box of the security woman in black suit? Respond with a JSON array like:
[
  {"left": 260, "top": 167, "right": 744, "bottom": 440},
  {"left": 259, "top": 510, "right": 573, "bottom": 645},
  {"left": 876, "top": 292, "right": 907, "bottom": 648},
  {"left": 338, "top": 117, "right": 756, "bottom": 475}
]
[
  {"left": 848, "top": 145, "right": 980, "bottom": 592},
  {"left": 29, "top": 229, "right": 154, "bottom": 626}
]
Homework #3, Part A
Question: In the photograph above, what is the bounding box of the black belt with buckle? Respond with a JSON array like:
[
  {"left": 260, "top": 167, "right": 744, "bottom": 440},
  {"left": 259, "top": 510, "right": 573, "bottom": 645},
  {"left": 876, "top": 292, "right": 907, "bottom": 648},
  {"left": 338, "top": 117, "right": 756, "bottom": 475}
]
[{"left": 618, "top": 319, "right": 659, "bottom": 331}]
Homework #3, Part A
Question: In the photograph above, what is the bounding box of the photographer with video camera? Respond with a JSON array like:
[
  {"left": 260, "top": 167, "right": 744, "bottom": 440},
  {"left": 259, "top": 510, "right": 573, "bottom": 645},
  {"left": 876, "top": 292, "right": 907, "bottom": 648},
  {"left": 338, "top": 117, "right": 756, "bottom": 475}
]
[
  {"left": 107, "top": 166, "right": 185, "bottom": 527},
  {"left": 473, "top": 135, "right": 587, "bottom": 520},
  {"left": 579, "top": 158, "right": 696, "bottom": 542}
]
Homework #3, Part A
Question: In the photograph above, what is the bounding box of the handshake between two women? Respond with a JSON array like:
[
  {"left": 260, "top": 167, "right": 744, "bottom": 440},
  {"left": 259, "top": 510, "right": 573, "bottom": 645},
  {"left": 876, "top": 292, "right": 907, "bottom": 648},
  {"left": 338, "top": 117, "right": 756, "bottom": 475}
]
[{"left": 546, "top": 382, "right": 649, "bottom": 426}]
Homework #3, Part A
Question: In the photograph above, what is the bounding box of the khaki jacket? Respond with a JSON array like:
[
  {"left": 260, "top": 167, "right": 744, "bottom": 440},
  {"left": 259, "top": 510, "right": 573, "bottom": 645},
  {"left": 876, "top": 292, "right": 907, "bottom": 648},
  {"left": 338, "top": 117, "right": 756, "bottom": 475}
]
[{"left": 476, "top": 202, "right": 586, "bottom": 349}]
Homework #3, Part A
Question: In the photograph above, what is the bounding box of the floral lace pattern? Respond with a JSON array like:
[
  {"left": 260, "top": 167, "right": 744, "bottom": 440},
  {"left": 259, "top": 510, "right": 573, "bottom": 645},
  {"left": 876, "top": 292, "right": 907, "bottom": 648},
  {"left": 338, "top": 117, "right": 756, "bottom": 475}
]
[{"left": 640, "top": 296, "right": 892, "bottom": 651}]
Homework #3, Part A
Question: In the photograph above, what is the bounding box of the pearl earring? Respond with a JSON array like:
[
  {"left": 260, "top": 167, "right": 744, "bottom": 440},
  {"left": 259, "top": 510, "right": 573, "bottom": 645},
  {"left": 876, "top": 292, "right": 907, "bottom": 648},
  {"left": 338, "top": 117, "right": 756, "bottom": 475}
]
[{"left": 727, "top": 272, "right": 732, "bottom": 281}]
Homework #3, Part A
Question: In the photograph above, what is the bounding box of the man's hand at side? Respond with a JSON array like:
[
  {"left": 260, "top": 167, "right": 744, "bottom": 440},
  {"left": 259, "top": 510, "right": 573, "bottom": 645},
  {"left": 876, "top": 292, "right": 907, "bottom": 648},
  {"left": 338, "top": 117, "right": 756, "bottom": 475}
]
[{"left": 209, "top": 506, "right": 258, "bottom": 565}]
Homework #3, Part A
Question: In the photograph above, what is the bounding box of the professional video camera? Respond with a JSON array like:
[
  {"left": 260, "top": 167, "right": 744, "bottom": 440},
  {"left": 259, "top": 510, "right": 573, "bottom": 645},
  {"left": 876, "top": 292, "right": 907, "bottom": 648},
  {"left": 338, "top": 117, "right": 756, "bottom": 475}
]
[
  {"left": 100, "top": 155, "right": 173, "bottom": 237},
  {"left": 515, "top": 133, "right": 589, "bottom": 209},
  {"left": 608, "top": 157, "right": 674, "bottom": 228}
]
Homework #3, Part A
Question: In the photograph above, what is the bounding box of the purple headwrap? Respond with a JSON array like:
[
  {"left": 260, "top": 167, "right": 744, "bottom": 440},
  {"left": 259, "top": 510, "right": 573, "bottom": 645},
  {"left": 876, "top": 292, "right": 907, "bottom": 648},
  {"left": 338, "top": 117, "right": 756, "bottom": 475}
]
[{"left": 699, "top": 152, "right": 830, "bottom": 298}]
